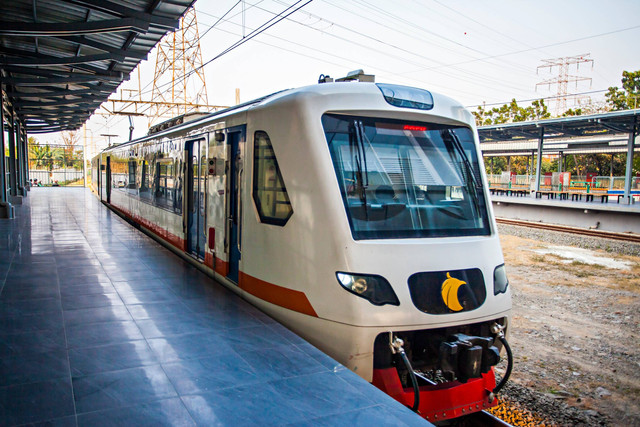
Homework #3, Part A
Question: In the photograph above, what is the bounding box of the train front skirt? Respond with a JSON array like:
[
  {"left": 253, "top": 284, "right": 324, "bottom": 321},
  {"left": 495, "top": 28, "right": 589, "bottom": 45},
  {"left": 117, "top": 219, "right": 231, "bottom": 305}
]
[{"left": 372, "top": 368, "right": 498, "bottom": 422}]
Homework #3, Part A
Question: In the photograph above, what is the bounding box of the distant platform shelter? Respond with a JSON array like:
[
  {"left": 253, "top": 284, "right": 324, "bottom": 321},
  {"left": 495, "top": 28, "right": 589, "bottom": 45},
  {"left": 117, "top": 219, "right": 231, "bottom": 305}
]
[{"left": 478, "top": 109, "right": 640, "bottom": 204}]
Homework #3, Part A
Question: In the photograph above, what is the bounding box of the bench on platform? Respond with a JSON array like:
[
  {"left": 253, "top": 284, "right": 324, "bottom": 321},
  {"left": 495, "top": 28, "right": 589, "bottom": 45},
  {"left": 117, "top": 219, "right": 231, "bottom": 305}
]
[
  {"left": 535, "top": 190, "right": 566, "bottom": 199},
  {"left": 585, "top": 189, "right": 609, "bottom": 203}
]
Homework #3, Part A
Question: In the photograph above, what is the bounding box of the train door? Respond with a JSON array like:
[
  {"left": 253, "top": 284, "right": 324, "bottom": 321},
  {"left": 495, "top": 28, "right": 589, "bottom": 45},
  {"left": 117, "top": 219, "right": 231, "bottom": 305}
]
[
  {"left": 226, "top": 127, "right": 245, "bottom": 283},
  {"left": 105, "top": 156, "right": 111, "bottom": 204},
  {"left": 186, "top": 137, "right": 207, "bottom": 260},
  {"left": 97, "top": 157, "right": 102, "bottom": 200}
]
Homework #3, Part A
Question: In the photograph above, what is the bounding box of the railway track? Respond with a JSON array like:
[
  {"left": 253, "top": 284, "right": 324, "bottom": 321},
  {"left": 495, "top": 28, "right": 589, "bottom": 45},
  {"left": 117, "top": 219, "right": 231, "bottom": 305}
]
[
  {"left": 496, "top": 217, "right": 640, "bottom": 243},
  {"left": 455, "top": 401, "right": 553, "bottom": 427},
  {"left": 456, "top": 410, "right": 513, "bottom": 426}
]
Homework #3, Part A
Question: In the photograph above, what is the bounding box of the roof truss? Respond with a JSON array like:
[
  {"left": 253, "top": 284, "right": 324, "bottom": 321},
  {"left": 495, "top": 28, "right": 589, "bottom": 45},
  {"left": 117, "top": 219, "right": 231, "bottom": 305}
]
[{"left": 0, "top": 0, "right": 191, "bottom": 133}]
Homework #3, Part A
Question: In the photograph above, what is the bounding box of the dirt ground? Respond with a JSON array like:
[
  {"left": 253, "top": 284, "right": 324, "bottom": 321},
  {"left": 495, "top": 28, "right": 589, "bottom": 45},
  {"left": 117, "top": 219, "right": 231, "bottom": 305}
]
[{"left": 499, "top": 232, "right": 640, "bottom": 426}]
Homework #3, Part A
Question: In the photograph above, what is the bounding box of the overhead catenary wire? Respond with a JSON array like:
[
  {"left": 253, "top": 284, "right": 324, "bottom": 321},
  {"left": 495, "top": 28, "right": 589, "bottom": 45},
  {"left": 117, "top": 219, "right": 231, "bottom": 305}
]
[
  {"left": 196, "top": 10, "right": 521, "bottom": 101},
  {"left": 342, "top": 0, "right": 533, "bottom": 76},
  {"left": 137, "top": 0, "right": 314, "bottom": 100},
  {"left": 393, "top": 24, "right": 640, "bottom": 76},
  {"left": 198, "top": 0, "right": 529, "bottom": 96},
  {"left": 93, "top": 1, "right": 637, "bottom": 140},
  {"left": 122, "top": 1, "right": 638, "bottom": 108},
  {"left": 465, "top": 89, "right": 609, "bottom": 109},
  {"left": 93, "top": 0, "right": 313, "bottom": 138},
  {"left": 204, "top": 1, "right": 532, "bottom": 97},
  {"left": 283, "top": 0, "right": 534, "bottom": 90},
  {"left": 92, "top": 1, "right": 249, "bottom": 136}
]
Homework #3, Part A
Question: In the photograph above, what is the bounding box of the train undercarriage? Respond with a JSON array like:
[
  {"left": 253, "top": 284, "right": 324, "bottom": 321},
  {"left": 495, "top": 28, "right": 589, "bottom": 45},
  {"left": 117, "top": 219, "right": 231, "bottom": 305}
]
[{"left": 371, "top": 318, "right": 511, "bottom": 422}]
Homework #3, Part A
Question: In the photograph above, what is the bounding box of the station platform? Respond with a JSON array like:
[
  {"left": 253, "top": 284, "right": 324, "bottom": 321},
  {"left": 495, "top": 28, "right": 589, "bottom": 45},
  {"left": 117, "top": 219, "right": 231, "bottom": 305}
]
[
  {"left": 491, "top": 193, "right": 640, "bottom": 234},
  {"left": 0, "top": 188, "right": 427, "bottom": 426}
]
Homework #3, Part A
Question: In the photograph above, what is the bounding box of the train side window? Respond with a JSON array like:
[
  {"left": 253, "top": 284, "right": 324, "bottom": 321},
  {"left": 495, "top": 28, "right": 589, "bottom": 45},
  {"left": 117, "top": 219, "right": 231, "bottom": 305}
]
[
  {"left": 154, "top": 161, "right": 175, "bottom": 210},
  {"left": 127, "top": 159, "right": 137, "bottom": 191},
  {"left": 174, "top": 159, "right": 183, "bottom": 215},
  {"left": 253, "top": 131, "right": 293, "bottom": 226},
  {"left": 111, "top": 156, "right": 128, "bottom": 190},
  {"left": 139, "top": 160, "right": 152, "bottom": 200}
]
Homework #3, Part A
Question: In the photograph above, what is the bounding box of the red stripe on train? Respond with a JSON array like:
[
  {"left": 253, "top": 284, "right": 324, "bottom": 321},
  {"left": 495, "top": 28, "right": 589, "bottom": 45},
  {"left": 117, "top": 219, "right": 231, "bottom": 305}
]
[{"left": 106, "top": 201, "right": 317, "bottom": 318}]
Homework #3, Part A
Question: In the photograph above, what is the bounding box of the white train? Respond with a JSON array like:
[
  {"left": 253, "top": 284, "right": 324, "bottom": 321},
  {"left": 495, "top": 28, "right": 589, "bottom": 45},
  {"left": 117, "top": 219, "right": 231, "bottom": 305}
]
[{"left": 91, "top": 77, "right": 512, "bottom": 422}]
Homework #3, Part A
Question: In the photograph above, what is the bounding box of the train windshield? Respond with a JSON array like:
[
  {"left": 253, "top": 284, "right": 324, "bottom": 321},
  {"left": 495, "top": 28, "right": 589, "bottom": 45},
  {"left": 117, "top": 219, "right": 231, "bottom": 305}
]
[{"left": 322, "top": 114, "right": 490, "bottom": 239}]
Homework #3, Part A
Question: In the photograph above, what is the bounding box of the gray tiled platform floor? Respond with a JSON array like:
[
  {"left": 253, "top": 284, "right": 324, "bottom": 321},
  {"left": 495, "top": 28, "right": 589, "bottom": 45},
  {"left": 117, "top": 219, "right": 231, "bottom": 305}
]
[{"left": 0, "top": 188, "right": 427, "bottom": 426}]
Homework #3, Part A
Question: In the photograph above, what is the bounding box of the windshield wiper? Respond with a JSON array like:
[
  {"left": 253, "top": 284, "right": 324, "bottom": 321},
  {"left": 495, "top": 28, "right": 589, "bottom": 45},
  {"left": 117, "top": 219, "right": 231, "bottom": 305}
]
[
  {"left": 348, "top": 120, "right": 369, "bottom": 207},
  {"left": 442, "top": 129, "right": 482, "bottom": 211}
]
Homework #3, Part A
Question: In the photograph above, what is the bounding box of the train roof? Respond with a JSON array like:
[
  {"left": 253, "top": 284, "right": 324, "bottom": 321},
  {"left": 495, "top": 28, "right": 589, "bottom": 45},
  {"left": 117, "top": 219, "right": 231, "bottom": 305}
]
[{"left": 101, "top": 82, "right": 471, "bottom": 152}]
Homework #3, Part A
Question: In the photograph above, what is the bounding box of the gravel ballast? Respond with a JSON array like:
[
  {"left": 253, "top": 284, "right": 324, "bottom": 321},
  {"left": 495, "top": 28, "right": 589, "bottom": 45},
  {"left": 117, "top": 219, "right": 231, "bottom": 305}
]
[{"left": 494, "top": 224, "right": 640, "bottom": 426}]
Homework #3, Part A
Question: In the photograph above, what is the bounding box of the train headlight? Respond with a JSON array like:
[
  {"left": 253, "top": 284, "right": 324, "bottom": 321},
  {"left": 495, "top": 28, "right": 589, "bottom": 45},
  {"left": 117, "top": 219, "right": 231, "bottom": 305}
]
[
  {"left": 493, "top": 264, "right": 509, "bottom": 295},
  {"left": 336, "top": 272, "right": 400, "bottom": 306}
]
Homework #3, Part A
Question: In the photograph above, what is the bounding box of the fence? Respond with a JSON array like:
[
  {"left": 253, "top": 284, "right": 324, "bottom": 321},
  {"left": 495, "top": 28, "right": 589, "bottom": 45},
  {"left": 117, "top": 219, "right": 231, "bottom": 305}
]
[
  {"left": 488, "top": 173, "right": 640, "bottom": 191},
  {"left": 28, "top": 143, "right": 84, "bottom": 187},
  {"left": 30, "top": 169, "right": 84, "bottom": 186},
  {"left": 486, "top": 174, "right": 534, "bottom": 187},
  {"left": 593, "top": 176, "right": 638, "bottom": 190}
]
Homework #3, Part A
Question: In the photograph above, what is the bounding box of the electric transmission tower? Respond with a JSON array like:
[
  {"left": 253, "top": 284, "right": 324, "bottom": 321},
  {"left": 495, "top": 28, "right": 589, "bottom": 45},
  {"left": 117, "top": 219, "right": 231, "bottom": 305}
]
[
  {"left": 106, "top": 7, "right": 224, "bottom": 130},
  {"left": 149, "top": 7, "right": 211, "bottom": 126},
  {"left": 536, "top": 54, "right": 593, "bottom": 115}
]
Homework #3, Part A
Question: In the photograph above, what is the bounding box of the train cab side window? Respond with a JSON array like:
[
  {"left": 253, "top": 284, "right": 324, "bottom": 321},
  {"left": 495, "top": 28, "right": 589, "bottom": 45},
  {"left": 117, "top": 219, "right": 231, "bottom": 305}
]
[{"left": 253, "top": 131, "right": 293, "bottom": 226}]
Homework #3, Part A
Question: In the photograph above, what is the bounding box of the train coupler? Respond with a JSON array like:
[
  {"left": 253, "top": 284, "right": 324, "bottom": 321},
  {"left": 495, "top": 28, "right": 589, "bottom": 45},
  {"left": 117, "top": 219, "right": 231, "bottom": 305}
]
[{"left": 439, "top": 333, "right": 501, "bottom": 383}]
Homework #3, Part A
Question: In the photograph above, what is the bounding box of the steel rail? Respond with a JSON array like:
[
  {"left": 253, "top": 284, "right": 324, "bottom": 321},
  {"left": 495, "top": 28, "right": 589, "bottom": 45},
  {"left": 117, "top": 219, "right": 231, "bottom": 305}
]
[
  {"left": 457, "top": 410, "right": 513, "bottom": 427},
  {"left": 496, "top": 218, "right": 640, "bottom": 243}
]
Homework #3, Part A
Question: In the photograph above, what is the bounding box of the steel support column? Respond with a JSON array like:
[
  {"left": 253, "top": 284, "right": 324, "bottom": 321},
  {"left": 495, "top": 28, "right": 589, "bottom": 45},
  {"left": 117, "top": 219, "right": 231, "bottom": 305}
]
[
  {"left": 0, "top": 85, "right": 13, "bottom": 218},
  {"left": 15, "top": 120, "right": 26, "bottom": 195},
  {"left": 23, "top": 127, "right": 29, "bottom": 189},
  {"left": 0, "top": 88, "right": 6, "bottom": 202},
  {"left": 530, "top": 151, "right": 534, "bottom": 181},
  {"left": 610, "top": 154, "right": 614, "bottom": 189},
  {"left": 558, "top": 151, "right": 563, "bottom": 173},
  {"left": 623, "top": 116, "right": 637, "bottom": 204},
  {"left": 7, "top": 111, "right": 17, "bottom": 197},
  {"left": 535, "top": 127, "right": 544, "bottom": 192}
]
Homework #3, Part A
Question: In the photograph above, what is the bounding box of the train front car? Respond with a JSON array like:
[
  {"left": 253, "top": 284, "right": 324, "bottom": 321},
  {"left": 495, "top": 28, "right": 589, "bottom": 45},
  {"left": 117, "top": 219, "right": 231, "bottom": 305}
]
[{"left": 247, "top": 82, "right": 512, "bottom": 422}]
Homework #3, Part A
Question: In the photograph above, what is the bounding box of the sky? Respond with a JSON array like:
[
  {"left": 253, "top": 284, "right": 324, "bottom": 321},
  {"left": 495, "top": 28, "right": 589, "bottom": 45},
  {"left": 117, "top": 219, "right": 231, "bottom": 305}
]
[{"left": 37, "top": 0, "right": 640, "bottom": 156}]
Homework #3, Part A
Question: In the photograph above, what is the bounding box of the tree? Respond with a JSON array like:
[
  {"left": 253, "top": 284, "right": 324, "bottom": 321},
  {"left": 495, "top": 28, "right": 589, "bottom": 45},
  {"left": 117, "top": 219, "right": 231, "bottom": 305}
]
[
  {"left": 28, "top": 143, "right": 54, "bottom": 171},
  {"left": 60, "top": 131, "right": 80, "bottom": 167},
  {"left": 484, "top": 156, "right": 507, "bottom": 175},
  {"left": 562, "top": 108, "right": 583, "bottom": 117},
  {"left": 472, "top": 98, "right": 550, "bottom": 127},
  {"left": 605, "top": 70, "right": 640, "bottom": 111}
]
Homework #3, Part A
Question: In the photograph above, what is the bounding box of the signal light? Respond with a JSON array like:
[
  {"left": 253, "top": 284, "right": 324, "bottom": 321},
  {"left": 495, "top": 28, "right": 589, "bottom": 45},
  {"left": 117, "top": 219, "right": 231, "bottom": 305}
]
[{"left": 403, "top": 125, "right": 427, "bottom": 131}]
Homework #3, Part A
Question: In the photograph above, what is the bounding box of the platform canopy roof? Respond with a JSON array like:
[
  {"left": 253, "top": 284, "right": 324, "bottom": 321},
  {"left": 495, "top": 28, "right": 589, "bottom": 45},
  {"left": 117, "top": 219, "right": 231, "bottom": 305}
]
[
  {"left": 478, "top": 109, "right": 640, "bottom": 156},
  {"left": 0, "top": 0, "right": 194, "bottom": 134}
]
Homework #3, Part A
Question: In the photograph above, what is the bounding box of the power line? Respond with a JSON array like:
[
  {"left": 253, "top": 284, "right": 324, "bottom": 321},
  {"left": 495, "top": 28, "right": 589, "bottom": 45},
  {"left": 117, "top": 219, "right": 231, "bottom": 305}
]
[
  {"left": 94, "top": 1, "right": 248, "bottom": 135},
  {"left": 395, "top": 24, "right": 640, "bottom": 76},
  {"left": 139, "top": 0, "right": 314, "bottom": 100},
  {"left": 345, "top": 0, "right": 533, "bottom": 76},
  {"left": 198, "top": 0, "right": 243, "bottom": 41},
  {"left": 465, "top": 89, "right": 608, "bottom": 108},
  {"left": 233, "top": 1, "right": 532, "bottom": 95},
  {"left": 317, "top": 0, "right": 535, "bottom": 91},
  {"left": 95, "top": 0, "right": 314, "bottom": 136},
  {"left": 198, "top": 12, "right": 510, "bottom": 100},
  {"left": 130, "top": 0, "right": 314, "bottom": 124}
]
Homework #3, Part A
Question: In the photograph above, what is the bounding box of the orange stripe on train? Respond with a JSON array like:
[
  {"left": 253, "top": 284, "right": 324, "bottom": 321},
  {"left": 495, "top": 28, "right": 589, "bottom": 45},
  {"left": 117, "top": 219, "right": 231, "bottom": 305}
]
[
  {"left": 239, "top": 272, "right": 318, "bottom": 317},
  {"left": 106, "top": 202, "right": 317, "bottom": 317}
]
